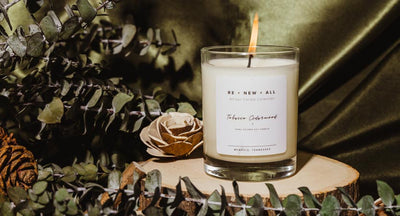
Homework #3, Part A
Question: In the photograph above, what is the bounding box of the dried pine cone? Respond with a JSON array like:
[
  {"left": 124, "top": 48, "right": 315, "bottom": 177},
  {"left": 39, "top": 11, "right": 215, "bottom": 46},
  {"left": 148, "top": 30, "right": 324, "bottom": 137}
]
[{"left": 0, "top": 127, "right": 38, "bottom": 195}]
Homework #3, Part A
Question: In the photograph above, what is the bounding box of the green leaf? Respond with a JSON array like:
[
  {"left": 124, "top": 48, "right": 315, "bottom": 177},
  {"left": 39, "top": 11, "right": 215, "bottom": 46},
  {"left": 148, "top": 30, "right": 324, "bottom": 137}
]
[
  {"left": 60, "top": 16, "right": 81, "bottom": 40},
  {"left": 37, "top": 191, "right": 50, "bottom": 205},
  {"left": 283, "top": 194, "right": 302, "bottom": 216},
  {"left": 182, "top": 176, "right": 204, "bottom": 200},
  {"left": 28, "top": 189, "right": 38, "bottom": 202},
  {"left": 145, "top": 99, "right": 161, "bottom": 116},
  {"left": 357, "top": 195, "right": 375, "bottom": 216},
  {"left": 18, "top": 208, "right": 35, "bottom": 216},
  {"left": 7, "top": 34, "right": 27, "bottom": 57},
  {"left": 122, "top": 24, "right": 136, "bottom": 47},
  {"left": 81, "top": 164, "right": 98, "bottom": 181},
  {"left": 337, "top": 187, "right": 357, "bottom": 208},
  {"left": 165, "top": 108, "right": 176, "bottom": 113},
  {"left": 61, "top": 80, "right": 72, "bottom": 97},
  {"left": 86, "top": 88, "right": 102, "bottom": 108},
  {"left": 32, "top": 181, "right": 48, "bottom": 195},
  {"left": 197, "top": 198, "right": 209, "bottom": 216},
  {"left": 7, "top": 186, "right": 27, "bottom": 204},
  {"left": 143, "top": 206, "right": 163, "bottom": 216},
  {"left": 61, "top": 166, "right": 77, "bottom": 182},
  {"left": 177, "top": 102, "right": 197, "bottom": 116},
  {"left": 265, "top": 183, "right": 282, "bottom": 209},
  {"left": 38, "top": 168, "right": 53, "bottom": 181},
  {"left": 377, "top": 180, "right": 395, "bottom": 206},
  {"left": 132, "top": 116, "right": 145, "bottom": 133},
  {"left": 234, "top": 209, "right": 247, "bottom": 216},
  {"left": 107, "top": 170, "right": 121, "bottom": 190},
  {"left": 233, "top": 180, "right": 245, "bottom": 205},
  {"left": 171, "top": 177, "right": 184, "bottom": 208},
  {"left": 26, "top": 32, "right": 45, "bottom": 57},
  {"left": 298, "top": 186, "right": 321, "bottom": 208},
  {"left": 145, "top": 169, "right": 161, "bottom": 194},
  {"left": 66, "top": 199, "right": 78, "bottom": 215},
  {"left": 37, "top": 97, "right": 64, "bottom": 124},
  {"left": 208, "top": 190, "right": 221, "bottom": 215},
  {"left": 112, "top": 92, "right": 134, "bottom": 113},
  {"left": 77, "top": 0, "right": 97, "bottom": 23},
  {"left": 247, "top": 194, "right": 264, "bottom": 216},
  {"left": 0, "top": 201, "right": 14, "bottom": 216},
  {"left": 55, "top": 188, "right": 69, "bottom": 202},
  {"left": 319, "top": 195, "right": 340, "bottom": 216}
]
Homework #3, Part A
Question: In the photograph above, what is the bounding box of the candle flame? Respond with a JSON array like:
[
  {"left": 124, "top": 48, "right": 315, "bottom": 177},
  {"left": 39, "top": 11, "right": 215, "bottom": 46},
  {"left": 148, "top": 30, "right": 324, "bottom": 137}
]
[{"left": 248, "top": 13, "right": 259, "bottom": 53}]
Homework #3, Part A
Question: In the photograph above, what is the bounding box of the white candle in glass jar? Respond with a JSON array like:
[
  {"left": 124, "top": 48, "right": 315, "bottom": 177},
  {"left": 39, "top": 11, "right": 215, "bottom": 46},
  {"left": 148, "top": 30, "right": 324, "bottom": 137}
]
[{"left": 202, "top": 58, "right": 298, "bottom": 163}]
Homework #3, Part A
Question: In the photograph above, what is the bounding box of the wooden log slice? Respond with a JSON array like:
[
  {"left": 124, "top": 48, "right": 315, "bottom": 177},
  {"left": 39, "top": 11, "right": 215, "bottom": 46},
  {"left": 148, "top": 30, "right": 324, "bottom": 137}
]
[{"left": 140, "top": 151, "right": 359, "bottom": 215}]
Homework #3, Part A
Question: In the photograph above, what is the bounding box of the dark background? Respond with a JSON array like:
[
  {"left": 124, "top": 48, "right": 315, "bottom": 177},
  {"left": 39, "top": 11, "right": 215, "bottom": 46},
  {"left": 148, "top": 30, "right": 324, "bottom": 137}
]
[{"left": 109, "top": 0, "right": 400, "bottom": 196}]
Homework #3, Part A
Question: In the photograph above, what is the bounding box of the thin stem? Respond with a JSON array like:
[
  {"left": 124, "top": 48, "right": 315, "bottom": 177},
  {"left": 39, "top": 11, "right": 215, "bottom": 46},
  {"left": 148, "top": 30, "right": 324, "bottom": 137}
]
[{"left": 96, "top": 0, "right": 112, "bottom": 11}]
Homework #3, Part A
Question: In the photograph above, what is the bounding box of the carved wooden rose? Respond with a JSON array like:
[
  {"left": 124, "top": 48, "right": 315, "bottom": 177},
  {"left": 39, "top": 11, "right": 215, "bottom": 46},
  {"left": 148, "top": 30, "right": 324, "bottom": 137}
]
[{"left": 140, "top": 112, "right": 203, "bottom": 157}]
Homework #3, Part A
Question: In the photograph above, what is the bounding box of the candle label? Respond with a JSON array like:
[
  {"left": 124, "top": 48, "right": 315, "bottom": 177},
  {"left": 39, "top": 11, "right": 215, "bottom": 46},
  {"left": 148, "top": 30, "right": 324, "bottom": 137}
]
[{"left": 216, "top": 75, "right": 287, "bottom": 156}]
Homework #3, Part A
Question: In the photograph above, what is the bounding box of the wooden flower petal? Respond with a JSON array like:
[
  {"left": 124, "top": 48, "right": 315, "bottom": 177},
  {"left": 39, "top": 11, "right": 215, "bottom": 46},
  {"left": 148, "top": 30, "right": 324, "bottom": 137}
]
[
  {"left": 160, "top": 141, "right": 194, "bottom": 157},
  {"left": 184, "top": 132, "right": 203, "bottom": 145},
  {"left": 148, "top": 134, "right": 169, "bottom": 147},
  {"left": 161, "top": 132, "right": 186, "bottom": 144}
]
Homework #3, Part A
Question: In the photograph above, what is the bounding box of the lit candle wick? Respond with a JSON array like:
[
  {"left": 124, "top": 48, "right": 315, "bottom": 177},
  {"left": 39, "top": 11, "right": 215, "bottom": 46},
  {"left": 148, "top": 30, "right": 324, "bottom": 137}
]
[{"left": 247, "top": 13, "right": 259, "bottom": 68}]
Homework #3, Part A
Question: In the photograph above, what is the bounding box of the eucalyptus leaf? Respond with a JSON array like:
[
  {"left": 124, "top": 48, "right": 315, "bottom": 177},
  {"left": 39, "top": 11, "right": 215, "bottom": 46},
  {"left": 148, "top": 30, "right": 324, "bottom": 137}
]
[
  {"left": 66, "top": 199, "right": 78, "bottom": 215},
  {"left": 0, "top": 201, "right": 13, "bottom": 216},
  {"left": 81, "top": 163, "right": 98, "bottom": 181},
  {"left": 145, "top": 99, "right": 161, "bottom": 116},
  {"left": 86, "top": 88, "right": 102, "bottom": 108},
  {"left": 377, "top": 180, "right": 395, "bottom": 207},
  {"left": 0, "top": 5, "right": 12, "bottom": 30},
  {"left": 7, "top": 34, "right": 27, "bottom": 57},
  {"left": 319, "top": 195, "right": 340, "bottom": 216},
  {"left": 61, "top": 80, "right": 72, "bottom": 97},
  {"left": 122, "top": 24, "right": 136, "bottom": 47},
  {"left": 55, "top": 188, "right": 69, "bottom": 202},
  {"left": 283, "top": 194, "right": 302, "bottom": 216},
  {"left": 37, "top": 97, "right": 64, "bottom": 124},
  {"left": 37, "top": 191, "right": 50, "bottom": 205},
  {"left": 26, "top": 32, "right": 45, "bottom": 57},
  {"left": 77, "top": 0, "right": 97, "bottom": 23},
  {"left": 112, "top": 92, "right": 134, "bottom": 113},
  {"left": 60, "top": 16, "right": 81, "bottom": 40},
  {"left": 143, "top": 206, "right": 163, "bottom": 216},
  {"left": 61, "top": 166, "right": 77, "bottom": 182},
  {"left": 32, "top": 181, "right": 48, "bottom": 195},
  {"left": 208, "top": 190, "right": 221, "bottom": 215},
  {"left": 246, "top": 194, "right": 264, "bottom": 216},
  {"left": 7, "top": 186, "right": 27, "bottom": 204},
  {"left": 132, "top": 116, "right": 145, "bottom": 133},
  {"left": 265, "top": 183, "right": 282, "bottom": 209},
  {"left": 357, "top": 195, "right": 375, "bottom": 216},
  {"left": 107, "top": 170, "right": 121, "bottom": 190},
  {"left": 145, "top": 169, "right": 161, "bottom": 194},
  {"left": 171, "top": 177, "right": 184, "bottom": 208},
  {"left": 40, "top": 15, "right": 58, "bottom": 42},
  {"left": 234, "top": 209, "right": 247, "bottom": 216},
  {"left": 197, "top": 198, "right": 209, "bottom": 216},
  {"left": 28, "top": 24, "right": 42, "bottom": 34},
  {"left": 233, "top": 180, "right": 245, "bottom": 205},
  {"left": 177, "top": 102, "right": 197, "bottom": 116},
  {"left": 182, "top": 176, "right": 204, "bottom": 200},
  {"left": 28, "top": 189, "right": 38, "bottom": 202},
  {"left": 338, "top": 187, "right": 357, "bottom": 208},
  {"left": 298, "top": 186, "right": 321, "bottom": 208}
]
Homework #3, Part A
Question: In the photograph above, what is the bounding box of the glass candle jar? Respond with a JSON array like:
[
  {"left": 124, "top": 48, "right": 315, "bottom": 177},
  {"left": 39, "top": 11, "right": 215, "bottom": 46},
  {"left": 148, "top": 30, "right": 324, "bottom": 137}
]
[{"left": 201, "top": 45, "right": 299, "bottom": 181}]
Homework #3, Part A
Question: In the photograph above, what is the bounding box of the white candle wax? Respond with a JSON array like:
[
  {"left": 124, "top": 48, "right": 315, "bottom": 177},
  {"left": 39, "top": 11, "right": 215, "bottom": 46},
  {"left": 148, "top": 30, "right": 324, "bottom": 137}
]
[{"left": 202, "top": 58, "right": 298, "bottom": 163}]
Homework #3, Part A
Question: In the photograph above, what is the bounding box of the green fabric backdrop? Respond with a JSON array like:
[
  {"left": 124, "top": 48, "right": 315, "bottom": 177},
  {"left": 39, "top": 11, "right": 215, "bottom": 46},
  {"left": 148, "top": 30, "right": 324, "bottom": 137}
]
[{"left": 112, "top": 0, "right": 400, "bottom": 196}]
